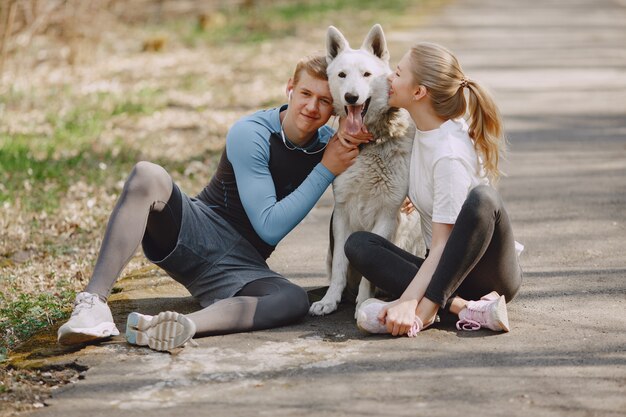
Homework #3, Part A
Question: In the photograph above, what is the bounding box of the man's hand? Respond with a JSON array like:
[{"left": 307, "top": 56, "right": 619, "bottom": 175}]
[{"left": 321, "top": 135, "right": 359, "bottom": 176}]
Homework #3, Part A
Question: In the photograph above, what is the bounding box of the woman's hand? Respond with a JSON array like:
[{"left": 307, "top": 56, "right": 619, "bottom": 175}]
[
  {"left": 400, "top": 197, "right": 415, "bottom": 214},
  {"left": 378, "top": 298, "right": 419, "bottom": 336},
  {"left": 337, "top": 117, "right": 373, "bottom": 148}
]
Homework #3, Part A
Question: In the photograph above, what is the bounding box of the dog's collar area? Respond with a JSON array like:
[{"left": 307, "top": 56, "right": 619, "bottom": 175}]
[{"left": 359, "top": 136, "right": 384, "bottom": 150}]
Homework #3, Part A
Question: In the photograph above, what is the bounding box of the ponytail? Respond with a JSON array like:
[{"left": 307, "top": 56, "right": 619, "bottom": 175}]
[
  {"left": 409, "top": 42, "right": 506, "bottom": 182},
  {"left": 465, "top": 79, "right": 506, "bottom": 182}
]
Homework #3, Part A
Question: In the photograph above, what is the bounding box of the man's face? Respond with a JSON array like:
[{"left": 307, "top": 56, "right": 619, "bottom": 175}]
[{"left": 286, "top": 71, "right": 334, "bottom": 139}]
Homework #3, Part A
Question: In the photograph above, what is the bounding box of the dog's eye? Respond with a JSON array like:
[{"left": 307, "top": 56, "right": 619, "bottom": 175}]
[
  {"left": 364, "top": 72, "right": 371, "bottom": 77},
  {"left": 338, "top": 72, "right": 346, "bottom": 78}
]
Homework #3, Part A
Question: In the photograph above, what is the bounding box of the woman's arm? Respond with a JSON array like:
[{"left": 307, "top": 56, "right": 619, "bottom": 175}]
[{"left": 378, "top": 222, "right": 453, "bottom": 336}]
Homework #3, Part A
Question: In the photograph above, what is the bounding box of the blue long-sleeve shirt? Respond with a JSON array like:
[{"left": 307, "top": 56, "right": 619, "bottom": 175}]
[{"left": 197, "top": 105, "right": 335, "bottom": 259}]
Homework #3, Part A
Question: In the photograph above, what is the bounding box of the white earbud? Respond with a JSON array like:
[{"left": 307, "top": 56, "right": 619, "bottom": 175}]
[{"left": 288, "top": 89, "right": 293, "bottom": 100}]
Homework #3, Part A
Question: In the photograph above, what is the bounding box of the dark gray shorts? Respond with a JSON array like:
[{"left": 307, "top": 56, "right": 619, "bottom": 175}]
[{"left": 142, "top": 190, "right": 283, "bottom": 307}]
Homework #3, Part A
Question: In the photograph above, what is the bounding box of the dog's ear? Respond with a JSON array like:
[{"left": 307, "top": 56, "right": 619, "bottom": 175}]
[
  {"left": 326, "top": 26, "right": 349, "bottom": 64},
  {"left": 361, "top": 24, "right": 389, "bottom": 62}
]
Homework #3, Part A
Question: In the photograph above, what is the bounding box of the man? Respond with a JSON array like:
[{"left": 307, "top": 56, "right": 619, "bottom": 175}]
[{"left": 57, "top": 54, "right": 369, "bottom": 351}]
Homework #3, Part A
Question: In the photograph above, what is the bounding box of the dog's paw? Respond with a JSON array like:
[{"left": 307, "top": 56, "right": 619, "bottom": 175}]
[{"left": 309, "top": 300, "right": 339, "bottom": 316}]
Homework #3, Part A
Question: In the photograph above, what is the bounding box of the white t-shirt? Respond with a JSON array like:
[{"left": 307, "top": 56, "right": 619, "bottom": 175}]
[{"left": 409, "top": 118, "right": 489, "bottom": 249}]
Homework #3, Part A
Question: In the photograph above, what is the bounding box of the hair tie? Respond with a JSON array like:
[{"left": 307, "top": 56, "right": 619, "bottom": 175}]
[{"left": 460, "top": 77, "right": 470, "bottom": 88}]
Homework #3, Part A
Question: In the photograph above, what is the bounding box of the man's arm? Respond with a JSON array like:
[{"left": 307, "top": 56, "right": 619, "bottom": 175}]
[{"left": 227, "top": 122, "right": 336, "bottom": 245}]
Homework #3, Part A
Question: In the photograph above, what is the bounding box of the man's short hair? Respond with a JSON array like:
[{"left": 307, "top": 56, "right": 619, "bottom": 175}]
[{"left": 292, "top": 54, "right": 328, "bottom": 85}]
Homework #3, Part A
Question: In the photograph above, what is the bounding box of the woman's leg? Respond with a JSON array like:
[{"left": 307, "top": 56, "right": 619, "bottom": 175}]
[
  {"left": 344, "top": 231, "right": 425, "bottom": 298},
  {"left": 424, "top": 185, "right": 523, "bottom": 308},
  {"left": 85, "top": 161, "right": 178, "bottom": 299},
  {"left": 186, "top": 277, "right": 310, "bottom": 336}
]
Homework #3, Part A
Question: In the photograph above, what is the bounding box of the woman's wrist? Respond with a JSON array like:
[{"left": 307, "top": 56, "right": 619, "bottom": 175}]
[{"left": 398, "top": 297, "right": 418, "bottom": 306}]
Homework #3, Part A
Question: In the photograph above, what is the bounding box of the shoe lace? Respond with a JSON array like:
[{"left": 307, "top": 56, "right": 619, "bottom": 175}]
[
  {"left": 72, "top": 293, "right": 97, "bottom": 316},
  {"left": 456, "top": 318, "right": 481, "bottom": 331},
  {"left": 407, "top": 316, "right": 424, "bottom": 338},
  {"left": 456, "top": 300, "right": 490, "bottom": 331}
]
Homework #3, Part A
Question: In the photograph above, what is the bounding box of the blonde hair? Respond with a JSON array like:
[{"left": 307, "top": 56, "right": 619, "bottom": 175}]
[
  {"left": 409, "top": 42, "right": 505, "bottom": 182},
  {"left": 292, "top": 54, "right": 328, "bottom": 85}
]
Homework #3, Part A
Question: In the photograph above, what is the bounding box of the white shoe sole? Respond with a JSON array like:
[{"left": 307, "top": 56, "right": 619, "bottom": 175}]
[
  {"left": 493, "top": 295, "right": 510, "bottom": 332},
  {"left": 58, "top": 322, "right": 120, "bottom": 346},
  {"left": 126, "top": 311, "right": 196, "bottom": 351}
]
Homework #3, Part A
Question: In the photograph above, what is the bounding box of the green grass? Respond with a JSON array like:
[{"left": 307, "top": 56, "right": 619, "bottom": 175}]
[
  {"left": 0, "top": 88, "right": 163, "bottom": 212},
  {"left": 0, "top": 134, "right": 140, "bottom": 212},
  {"left": 174, "top": 0, "right": 413, "bottom": 46},
  {"left": 0, "top": 288, "right": 76, "bottom": 362},
  {"left": 111, "top": 88, "right": 163, "bottom": 116},
  {"left": 273, "top": 0, "right": 410, "bottom": 19}
]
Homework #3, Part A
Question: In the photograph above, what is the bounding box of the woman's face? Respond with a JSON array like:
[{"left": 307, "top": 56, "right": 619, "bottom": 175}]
[{"left": 387, "top": 52, "right": 418, "bottom": 109}]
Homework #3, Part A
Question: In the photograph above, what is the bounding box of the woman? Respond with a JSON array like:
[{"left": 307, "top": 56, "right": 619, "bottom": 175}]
[{"left": 345, "top": 42, "right": 523, "bottom": 336}]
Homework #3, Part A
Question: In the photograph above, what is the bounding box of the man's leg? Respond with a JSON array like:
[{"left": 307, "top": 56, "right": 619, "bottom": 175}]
[
  {"left": 58, "top": 161, "right": 178, "bottom": 345},
  {"left": 85, "top": 161, "right": 175, "bottom": 298},
  {"left": 187, "top": 277, "right": 309, "bottom": 335},
  {"left": 125, "top": 277, "right": 309, "bottom": 351}
]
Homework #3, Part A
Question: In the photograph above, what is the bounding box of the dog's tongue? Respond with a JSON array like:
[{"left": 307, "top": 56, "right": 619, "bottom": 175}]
[{"left": 346, "top": 105, "right": 364, "bottom": 135}]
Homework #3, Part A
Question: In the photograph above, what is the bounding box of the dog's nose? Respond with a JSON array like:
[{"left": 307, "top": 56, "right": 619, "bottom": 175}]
[{"left": 344, "top": 93, "right": 359, "bottom": 105}]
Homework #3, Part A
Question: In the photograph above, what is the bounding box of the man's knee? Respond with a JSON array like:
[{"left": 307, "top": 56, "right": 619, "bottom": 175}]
[
  {"left": 253, "top": 282, "right": 309, "bottom": 329},
  {"left": 289, "top": 284, "right": 310, "bottom": 319},
  {"left": 125, "top": 161, "right": 171, "bottom": 199},
  {"left": 272, "top": 282, "right": 309, "bottom": 323}
]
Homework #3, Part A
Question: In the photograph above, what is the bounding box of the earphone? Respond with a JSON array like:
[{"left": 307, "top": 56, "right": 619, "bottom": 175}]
[{"left": 288, "top": 89, "right": 293, "bottom": 100}]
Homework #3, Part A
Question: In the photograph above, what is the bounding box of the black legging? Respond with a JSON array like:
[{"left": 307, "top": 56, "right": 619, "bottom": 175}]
[{"left": 344, "top": 186, "right": 522, "bottom": 308}]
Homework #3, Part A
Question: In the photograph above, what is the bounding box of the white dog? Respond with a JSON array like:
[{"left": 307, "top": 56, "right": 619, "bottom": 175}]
[{"left": 309, "top": 24, "right": 423, "bottom": 317}]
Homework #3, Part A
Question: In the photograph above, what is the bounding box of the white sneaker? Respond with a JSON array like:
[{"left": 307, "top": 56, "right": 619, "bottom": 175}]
[
  {"left": 356, "top": 298, "right": 436, "bottom": 337},
  {"left": 57, "top": 292, "right": 120, "bottom": 345},
  {"left": 126, "top": 311, "right": 196, "bottom": 352},
  {"left": 356, "top": 298, "right": 390, "bottom": 334}
]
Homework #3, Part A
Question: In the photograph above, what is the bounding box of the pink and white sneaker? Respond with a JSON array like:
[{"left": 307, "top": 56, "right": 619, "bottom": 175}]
[{"left": 456, "top": 291, "right": 510, "bottom": 332}]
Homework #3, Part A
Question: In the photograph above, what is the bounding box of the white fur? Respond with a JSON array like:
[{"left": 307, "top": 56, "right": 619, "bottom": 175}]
[{"left": 309, "top": 25, "right": 424, "bottom": 317}]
